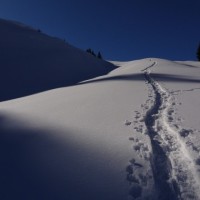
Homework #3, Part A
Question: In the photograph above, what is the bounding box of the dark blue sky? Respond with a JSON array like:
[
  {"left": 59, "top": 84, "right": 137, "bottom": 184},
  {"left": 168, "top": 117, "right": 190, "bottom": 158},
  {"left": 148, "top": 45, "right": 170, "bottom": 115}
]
[{"left": 1, "top": 0, "right": 200, "bottom": 61}]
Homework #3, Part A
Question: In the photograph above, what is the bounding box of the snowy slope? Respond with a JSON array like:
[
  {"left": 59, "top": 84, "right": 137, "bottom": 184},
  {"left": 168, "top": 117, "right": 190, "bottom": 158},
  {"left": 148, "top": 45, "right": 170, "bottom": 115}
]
[
  {"left": 0, "top": 18, "right": 115, "bottom": 101},
  {"left": 0, "top": 59, "right": 150, "bottom": 200},
  {"left": 1, "top": 58, "right": 200, "bottom": 200}
]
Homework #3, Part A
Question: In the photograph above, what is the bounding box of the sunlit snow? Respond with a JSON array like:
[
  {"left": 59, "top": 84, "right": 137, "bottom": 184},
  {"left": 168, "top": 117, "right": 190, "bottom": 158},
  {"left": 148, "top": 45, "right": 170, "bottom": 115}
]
[{"left": 0, "top": 19, "right": 200, "bottom": 200}]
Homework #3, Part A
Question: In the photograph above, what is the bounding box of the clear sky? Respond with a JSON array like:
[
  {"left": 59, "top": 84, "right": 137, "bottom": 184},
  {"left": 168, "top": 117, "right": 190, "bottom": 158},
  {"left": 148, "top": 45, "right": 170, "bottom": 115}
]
[{"left": 0, "top": 0, "right": 200, "bottom": 61}]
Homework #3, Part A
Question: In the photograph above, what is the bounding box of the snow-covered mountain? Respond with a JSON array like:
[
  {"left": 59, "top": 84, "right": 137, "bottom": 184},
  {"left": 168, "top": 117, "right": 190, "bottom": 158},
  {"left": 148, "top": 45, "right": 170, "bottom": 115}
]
[
  {"left": 1, "top": 19, "right": 200, "bottom": 200},
  {"left": 0, "top": 18, "right": 115, "bottom": 101}
]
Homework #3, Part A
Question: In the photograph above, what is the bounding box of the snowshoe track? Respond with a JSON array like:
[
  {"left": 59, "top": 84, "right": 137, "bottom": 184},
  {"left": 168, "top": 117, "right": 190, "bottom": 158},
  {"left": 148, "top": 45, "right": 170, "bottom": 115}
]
[{"left": 142, "top": 61, "right": 200, "bottom": 199}]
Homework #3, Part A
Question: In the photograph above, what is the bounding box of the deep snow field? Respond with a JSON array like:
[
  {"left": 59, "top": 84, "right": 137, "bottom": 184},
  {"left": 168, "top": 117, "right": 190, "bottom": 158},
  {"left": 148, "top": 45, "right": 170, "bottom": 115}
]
[{"left": 0, "top": 19, "right": 200, "bottom": 200}]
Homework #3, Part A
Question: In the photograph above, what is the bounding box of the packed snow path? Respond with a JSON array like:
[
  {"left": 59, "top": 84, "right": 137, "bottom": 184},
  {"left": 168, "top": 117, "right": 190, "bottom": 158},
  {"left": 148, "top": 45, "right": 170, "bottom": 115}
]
[{"left": 142, "top": 61, "right": 200, "bottom": 199}]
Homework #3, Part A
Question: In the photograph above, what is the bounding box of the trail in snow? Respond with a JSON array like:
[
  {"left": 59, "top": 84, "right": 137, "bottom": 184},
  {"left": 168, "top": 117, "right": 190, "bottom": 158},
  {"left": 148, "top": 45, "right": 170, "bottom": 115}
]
[
  {"left": 144, "top": 64, "right": 179, "bottom": 199},
  {"left": 145, "top": 65, "right": 179, "bottom": 199},
  {"left": 142, "top": 61, "right": 200, "bottom": 199}
]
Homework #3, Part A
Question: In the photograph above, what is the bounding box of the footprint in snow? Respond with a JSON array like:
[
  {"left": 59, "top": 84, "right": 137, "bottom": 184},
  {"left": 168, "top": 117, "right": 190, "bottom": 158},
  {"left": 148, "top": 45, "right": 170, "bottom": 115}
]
[
  {"left": 129, "top": 137, "right": 135, "bottom": 141},
  {"left": 125, "top": 120, "right": 132, "bottom": 126},
  {"left": 195, "top": 158, "right": 200, "bottom": 165},
  {"left": 168, "top": 109, "right": 174, "bottom": 115},
  {"left": 179, "top": 128, "right": 193, "bottom": 137},
  {"left": 168, "top": 116, "right": 174, "bottom": 122},
  {"left": 129, "top": 184, "right": 142, "bottom": 199}
]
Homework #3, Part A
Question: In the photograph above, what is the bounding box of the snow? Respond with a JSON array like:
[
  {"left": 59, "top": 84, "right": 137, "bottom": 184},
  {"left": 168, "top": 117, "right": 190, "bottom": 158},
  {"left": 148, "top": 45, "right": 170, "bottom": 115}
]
[
  {"left": 1, "top": 19, "right": 200, "bottom": 200},
  {"left": 0, "top": 18, "right": 115, "bottom": 102},
  {"left": 0, "top": 62, "right": 150, "bottom": 200}
]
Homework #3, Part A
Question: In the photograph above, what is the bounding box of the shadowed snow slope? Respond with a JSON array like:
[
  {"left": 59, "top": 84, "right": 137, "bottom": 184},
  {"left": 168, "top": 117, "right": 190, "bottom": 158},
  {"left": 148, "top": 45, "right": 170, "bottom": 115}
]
[
  {"left": 1, "top": 55, "right": 200, "bottom": 198},
  {"left": 0, "top": 58, "right": 151, "bottom": 200},
  {"left": 0, "top": 18, "right": 115, "bottom": 101}
]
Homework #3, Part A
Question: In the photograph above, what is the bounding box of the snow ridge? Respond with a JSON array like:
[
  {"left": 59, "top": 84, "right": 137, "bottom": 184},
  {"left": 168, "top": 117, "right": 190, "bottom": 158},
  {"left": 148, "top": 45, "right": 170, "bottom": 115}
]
[{"left": 143, "top": 60, "right": 200, "bottom": 199}]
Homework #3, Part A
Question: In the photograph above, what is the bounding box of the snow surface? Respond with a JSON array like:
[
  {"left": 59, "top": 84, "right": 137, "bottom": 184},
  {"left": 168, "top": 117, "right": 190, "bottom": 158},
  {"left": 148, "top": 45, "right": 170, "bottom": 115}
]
[{"left": 1, "top": 19, "right": 200, "bottom": 200}]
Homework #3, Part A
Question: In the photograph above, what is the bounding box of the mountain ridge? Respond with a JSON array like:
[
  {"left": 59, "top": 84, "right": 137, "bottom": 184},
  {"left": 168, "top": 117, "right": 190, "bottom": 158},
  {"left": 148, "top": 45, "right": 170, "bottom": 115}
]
[{"left": 0, "top": 18, "right": 115, "bottom": 101}]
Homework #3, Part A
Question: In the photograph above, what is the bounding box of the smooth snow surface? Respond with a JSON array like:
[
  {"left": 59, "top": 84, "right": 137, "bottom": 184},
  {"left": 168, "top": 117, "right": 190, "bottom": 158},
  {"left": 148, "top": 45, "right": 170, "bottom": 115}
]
[
  {"left": 0, "top": 18, "right": 115, "bottom": 101},
  {"left": 1, "top": 57, "right": 200, "bottom": 200}
]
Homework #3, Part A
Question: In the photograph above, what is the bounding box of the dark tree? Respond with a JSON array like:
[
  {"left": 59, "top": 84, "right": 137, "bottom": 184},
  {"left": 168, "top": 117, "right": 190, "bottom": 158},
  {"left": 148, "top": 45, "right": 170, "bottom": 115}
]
[
  {"left": 86, "top": 48, "right": 92, "bottom": 54},
  {"left": 86, "top": 49, "right": 103, "bottom": 59},
  {"left": 86, "top": 48, "right": 96, "bottom": 57},
  {"left": 197, "top": 43, "right": 200, "bottom": 61},
  {"left": 97, "top": 51, "right": 103, "bottom": 59}
]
